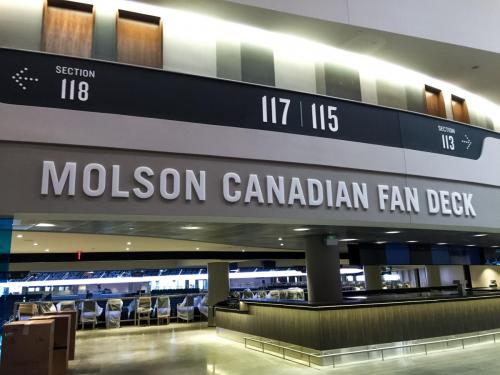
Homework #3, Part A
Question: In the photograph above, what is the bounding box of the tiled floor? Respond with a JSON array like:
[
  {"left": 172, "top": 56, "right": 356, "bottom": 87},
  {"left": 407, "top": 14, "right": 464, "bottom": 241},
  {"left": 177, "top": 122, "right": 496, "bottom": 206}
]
[{"left": 69, "top": 323, "right": 500, "bottom": 374}]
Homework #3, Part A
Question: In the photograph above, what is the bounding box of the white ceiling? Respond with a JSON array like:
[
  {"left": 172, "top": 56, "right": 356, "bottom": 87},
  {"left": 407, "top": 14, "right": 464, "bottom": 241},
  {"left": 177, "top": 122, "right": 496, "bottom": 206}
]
[{"left": 10, "top": 231, "right": 280, "bottom": 254}]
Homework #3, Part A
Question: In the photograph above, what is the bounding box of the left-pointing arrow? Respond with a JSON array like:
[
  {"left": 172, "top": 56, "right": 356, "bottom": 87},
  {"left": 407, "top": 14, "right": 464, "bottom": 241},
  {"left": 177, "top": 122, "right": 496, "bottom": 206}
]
[{"left": 11, "top": 67, "right": 39, "bottom": 91}]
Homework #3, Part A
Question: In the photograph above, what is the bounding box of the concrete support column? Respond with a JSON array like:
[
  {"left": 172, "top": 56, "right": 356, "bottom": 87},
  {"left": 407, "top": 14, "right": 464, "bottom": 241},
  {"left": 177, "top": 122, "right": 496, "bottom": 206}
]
[
  {"left": 426, "top": 265, "right": 442, "bottom": 287},
  {"left": 305, "top": 236, "right": 342, "bottom": 304},
  {"left": 207, "top": 262, "right": 229, "bottom": 326},
  {"left": 364, "top": 266, "right": 383, "bottom": 290}
]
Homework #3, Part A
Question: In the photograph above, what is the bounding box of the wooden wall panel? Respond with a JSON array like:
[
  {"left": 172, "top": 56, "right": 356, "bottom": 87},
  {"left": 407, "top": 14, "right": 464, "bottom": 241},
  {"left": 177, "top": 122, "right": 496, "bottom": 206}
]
[
  {"left": 42, "top": 2, "right": 94, "bottom": 58},
  {"left": 117, "top": 12, "right": 162, "bottom": 68},
  {"left": 452, "top": 95, "right": 470, "bottom": 123},
  {"left": 425, "top": 85, "right": 446, "bottom": 118},
  {"left": 216, "top": 296, "right": 500, "bottom": 351}
]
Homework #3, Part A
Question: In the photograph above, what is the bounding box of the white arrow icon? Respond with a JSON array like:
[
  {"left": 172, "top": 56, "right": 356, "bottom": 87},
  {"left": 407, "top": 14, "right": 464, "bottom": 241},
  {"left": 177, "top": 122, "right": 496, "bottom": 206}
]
[
  {"left": 461, "top": 134, "right": 472, "bottom": 150},
  {"left": 11, "top": 67, "right": 39, "bottom": 91}
]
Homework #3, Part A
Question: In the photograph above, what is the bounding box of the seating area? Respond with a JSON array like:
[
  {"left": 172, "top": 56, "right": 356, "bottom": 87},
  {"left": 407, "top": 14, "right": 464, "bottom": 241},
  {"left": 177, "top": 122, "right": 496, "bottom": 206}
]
[
  {"left": 6, "top": 286, "right": 306, "bottom": 337},
  {"left": 234, "top": 287, "right": 306, "bottom": 301},
  {"left": 7, "top": 286, "right": 308, "bottom": 334},
  {"left": 177, "top": 294, "right": 211, "bottom": 322},
  {"left": 7, "top": 266, "right": 306, "bottom": 283},
  {"left": 10, "top": 268, "right": 210, "bottom": 282},
  {"left": 10, "top": 293, "right": 208, "bottom": 332}
]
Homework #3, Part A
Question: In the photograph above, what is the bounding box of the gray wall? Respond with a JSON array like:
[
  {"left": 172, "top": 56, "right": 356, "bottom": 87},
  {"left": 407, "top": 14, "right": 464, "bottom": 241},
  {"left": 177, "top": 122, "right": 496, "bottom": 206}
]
[
  {"left": 0, "top": 141, "right": 497, "bottom": 233},
  {"left": 92, "top": 3, "right": 117, "bottom": 61},
  {"left": 0, "top": 0, "right": 43, "bottom": 51}
]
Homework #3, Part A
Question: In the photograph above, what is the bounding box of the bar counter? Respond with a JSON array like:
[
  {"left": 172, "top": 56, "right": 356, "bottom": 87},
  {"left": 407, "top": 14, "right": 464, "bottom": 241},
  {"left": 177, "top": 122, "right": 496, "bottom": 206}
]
[{"left": 215, "top": 291, "right": 500, "bottom": 351}]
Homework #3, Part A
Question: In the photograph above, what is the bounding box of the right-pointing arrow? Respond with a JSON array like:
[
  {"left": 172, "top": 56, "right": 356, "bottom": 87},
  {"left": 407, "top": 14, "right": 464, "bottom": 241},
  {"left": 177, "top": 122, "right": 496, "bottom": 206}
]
[{"left": 461, "top": 134, "right": 472, "bottom": 150}]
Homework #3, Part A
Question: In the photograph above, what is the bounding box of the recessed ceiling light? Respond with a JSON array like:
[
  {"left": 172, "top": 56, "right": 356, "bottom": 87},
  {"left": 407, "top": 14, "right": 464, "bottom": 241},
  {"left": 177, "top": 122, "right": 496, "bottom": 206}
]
[
  {"left": 126, "top": 247, "right": 130, "bottom": 251},
  {"left": 385, "top": 231, "right": 400, "bottom": 234},
  {"left": 466, "top": 244, "right": 476, "bottom": 247},
  {"left": 16, "top": 234, "right": 23, "bottom": 238},
  {"left": 126, "top": 241, "right": 132, "bottom": 245},
  {"left": 406, "top": 240, "right": 418, "bottom": 243},
  {"left": 293, "top": 228, "right": 310, "bottom": 232},
  {"left": 280, "top": 243, "right": 284, "bottom": 246},
  {"left": 181, "top": 226, "right": 201, "bottom": 230},
  {"left": 196, "top": 247, "right": 200, "bottom": 251},
  {"left": 44, "top": 248, "right": 50, "bottom": 252},
  {"left": 339, "top": 238, "right": 358, "bottom": 242},
  {"left": 375, "top": 241, "right": 387, "bottom": 244},
  {"left": 33, "top": 242, "right": 39, "bottom": 246},
  {"left": 437, "top": 242, "right": 447, "bottom": 245},
  {"left": 36, "top": 223, "right": 55, "bottom": 227},
  {"left": 473, "top": 234, "right": 487, "bottom": 237},
  {"left": 278, "top": 237, "right": 283, "bottom": 241},
  {"left": 241, "top": 249, "right": 245, "bottom": 252},
  {"left": 129, "top": 227, "right": 135, "bottom": 230}
]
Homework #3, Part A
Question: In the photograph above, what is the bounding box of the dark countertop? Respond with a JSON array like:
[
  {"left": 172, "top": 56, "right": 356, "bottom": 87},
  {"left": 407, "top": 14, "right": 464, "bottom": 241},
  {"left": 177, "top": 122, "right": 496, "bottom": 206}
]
[{"left": 216, "top": 289, "right": 500, "bottom": 312}]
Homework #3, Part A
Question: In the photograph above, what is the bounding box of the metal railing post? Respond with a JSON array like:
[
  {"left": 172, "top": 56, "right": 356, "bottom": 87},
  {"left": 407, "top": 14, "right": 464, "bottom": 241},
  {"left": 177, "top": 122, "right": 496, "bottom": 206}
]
[{"left": 381, "top": 349, "right": 385, "bottom": 361}]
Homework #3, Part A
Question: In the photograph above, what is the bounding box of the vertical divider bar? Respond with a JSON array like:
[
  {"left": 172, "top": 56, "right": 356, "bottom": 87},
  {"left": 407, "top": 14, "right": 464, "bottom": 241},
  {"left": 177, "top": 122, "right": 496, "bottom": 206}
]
[{"left": 0, "top": 218, "right": 13, "bottom": 283}]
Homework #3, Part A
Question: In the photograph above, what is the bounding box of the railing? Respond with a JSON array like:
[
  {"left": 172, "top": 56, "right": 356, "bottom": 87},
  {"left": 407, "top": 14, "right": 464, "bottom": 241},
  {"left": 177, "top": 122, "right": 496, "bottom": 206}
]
[{"left": 244, "top": 330, "right": 500, "bottom": 368}]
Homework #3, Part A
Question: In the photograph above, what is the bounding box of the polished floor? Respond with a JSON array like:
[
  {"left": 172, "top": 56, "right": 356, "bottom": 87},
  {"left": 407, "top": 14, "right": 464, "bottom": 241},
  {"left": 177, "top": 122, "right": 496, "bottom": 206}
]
[{"left": 70, "top": 323, "right": 500, "bottom": 374}]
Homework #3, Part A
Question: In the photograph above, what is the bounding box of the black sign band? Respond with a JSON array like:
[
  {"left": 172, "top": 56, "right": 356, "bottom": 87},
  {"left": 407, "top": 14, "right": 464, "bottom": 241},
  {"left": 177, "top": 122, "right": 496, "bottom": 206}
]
[{"left": 0, "top": 48, "right": 492, "bottom": 159}]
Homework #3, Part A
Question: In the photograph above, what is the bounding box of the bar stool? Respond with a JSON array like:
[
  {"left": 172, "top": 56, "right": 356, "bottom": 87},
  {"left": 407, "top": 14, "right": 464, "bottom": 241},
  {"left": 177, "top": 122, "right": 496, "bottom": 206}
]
[
  {"left": 177, "top": 295, "right": 195, "bottom": 322},
  {"left": 136, "top": 296, "right": 152, "bottom": 326},
  {"left": 105, "top": 299, "right": 123, "bottom": 329},
  {"left": 155, "top": 296, "right": 171, "bottom": 325},
  {"left": 57, "top": 300, "right": 76, "bottom": 312},
  {"left": 80, "top": 300, "right": 99, "bottom": 329}
]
